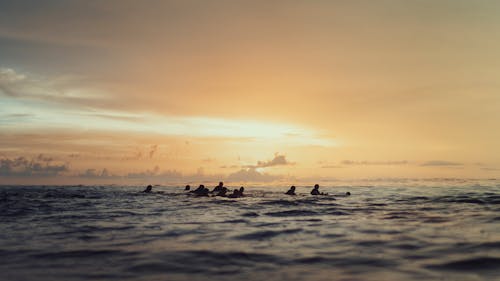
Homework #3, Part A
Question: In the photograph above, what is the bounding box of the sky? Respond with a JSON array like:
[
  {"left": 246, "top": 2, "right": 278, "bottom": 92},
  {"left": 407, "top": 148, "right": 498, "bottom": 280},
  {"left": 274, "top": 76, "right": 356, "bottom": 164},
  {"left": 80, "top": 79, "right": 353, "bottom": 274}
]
[{"left": 1, "top": 0, "right": 500, "bottom": 184}]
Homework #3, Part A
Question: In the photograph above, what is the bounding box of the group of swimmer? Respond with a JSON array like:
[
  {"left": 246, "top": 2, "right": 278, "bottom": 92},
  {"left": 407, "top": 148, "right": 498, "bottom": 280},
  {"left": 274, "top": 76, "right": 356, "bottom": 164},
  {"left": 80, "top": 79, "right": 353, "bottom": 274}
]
[
  {"left": 185, "top": 182, "right": 246, "bottom": 198},
  {"left": 143, "top": 182, "right": 350, "bottom": 198}
]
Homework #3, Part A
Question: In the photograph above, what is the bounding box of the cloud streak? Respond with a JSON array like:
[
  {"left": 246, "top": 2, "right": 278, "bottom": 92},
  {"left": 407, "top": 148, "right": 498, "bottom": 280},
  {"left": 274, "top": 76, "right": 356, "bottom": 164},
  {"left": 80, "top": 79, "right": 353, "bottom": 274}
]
[
  {"left": 420, "top": 161, "right": 463, "bottom": 167},
  {"left": 1, "top": 67, "right": 335, "bottom": 147},
  {"left": 0, "top": 156, "right": 68, "bottom": 177},
  {"left": 341, "top": 160, "right": 408, "bottom": 166},
  {"left": 78, "top": 168, "right": 116, "bottom": 179}
]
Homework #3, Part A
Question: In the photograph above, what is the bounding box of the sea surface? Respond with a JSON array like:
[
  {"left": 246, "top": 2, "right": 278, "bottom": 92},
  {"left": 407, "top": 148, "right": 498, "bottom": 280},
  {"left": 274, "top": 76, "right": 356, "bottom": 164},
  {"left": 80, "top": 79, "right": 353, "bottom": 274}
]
[{"left": 1, "top": 179, "right": 500, "bottom": 281}]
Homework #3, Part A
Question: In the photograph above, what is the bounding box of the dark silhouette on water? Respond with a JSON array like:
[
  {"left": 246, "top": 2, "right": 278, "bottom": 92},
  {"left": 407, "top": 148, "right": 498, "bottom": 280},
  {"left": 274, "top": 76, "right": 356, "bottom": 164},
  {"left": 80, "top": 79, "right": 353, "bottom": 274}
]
[
  {"left": 227, "top": 186, "right": 245, "bottom": 198},
  {"left": 190, "top": 184, "right": 209, "bottom": 196},
  {"left": 199, "top": 187, "right": 210, "bottom": 196},
  {"left": 311, "top": 184, "right": 327, "bottom": 195},
  {"left": 215, "top": 186, "right": 229, "bottom": 197},
  {"left": 212, "top": 182, "right": 225, "bottom": 193},
  {"left": 143, "top": 185, "right": 153, "bottom": 193},
  {"left": 285, "top": 186, "right": 296, "bottom": 196},
  {"left": 333, "top": 191, "right": 351, "bottom": 197},
  {"left": 183, "top": 182, "right": 350, "bottom": 199},
  {"left": 228, "top": 189, "right": 240, "bottom": 198},
  {"left": 196, "top": 187, "right": 210, "bottom": 196}
]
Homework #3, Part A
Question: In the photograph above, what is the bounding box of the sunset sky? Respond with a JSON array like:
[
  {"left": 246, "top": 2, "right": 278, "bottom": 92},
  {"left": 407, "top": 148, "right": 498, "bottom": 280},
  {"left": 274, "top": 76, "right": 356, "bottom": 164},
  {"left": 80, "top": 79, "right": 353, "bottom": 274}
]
[{"left": 1, "top": 1, "right": 500, "bottom": 184}]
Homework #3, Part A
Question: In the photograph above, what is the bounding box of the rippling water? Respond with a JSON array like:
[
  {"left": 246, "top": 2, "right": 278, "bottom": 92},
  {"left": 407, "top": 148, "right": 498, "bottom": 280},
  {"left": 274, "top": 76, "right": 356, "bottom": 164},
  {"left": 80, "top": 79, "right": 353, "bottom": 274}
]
[{"left": 1, "top": 180, "right": 500, "bottom": 281}]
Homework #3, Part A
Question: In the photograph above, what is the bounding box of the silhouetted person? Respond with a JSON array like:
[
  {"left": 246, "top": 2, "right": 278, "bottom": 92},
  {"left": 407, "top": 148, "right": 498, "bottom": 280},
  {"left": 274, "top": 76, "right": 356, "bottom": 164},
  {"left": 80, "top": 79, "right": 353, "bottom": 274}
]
[
  {"left": 192, "top": 185, "right": 209, "bottom": 196},
  {"left": 143, "top": 185, "right": 153, "bottom": 193},
  {"left": 215, "top": 187, "right": 228, "bottom": 197},
  {"left": 185, "top": 185, "right": 191, "bottom": 191},
  {"left": 285, "top": 186, "right": 296, "bottom": 196},
  {"left": 239, "top": 186, "right": 245, "bottom": 197},
  {"left": 311, "top": 184, "right": 327, "bottom": 195},
  {"left": 212, "top": 182, "right": 224, "bottom": 193},
  {"left": 191, "top": 184, "right": 205, "bottom": 194},
  {"left": 333, "top": 191, "right": 351, "bottom": 197},
  {"left": 227, "top": 189, "right": 239, "bottom": 198},
  {"left": 197, "top": 187, "right": 210, "bottom": 196}
]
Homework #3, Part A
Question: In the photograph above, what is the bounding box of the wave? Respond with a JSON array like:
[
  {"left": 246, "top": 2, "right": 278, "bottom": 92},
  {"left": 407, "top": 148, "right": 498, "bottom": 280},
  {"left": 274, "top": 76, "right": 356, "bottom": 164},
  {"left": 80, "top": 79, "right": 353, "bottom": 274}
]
[
  {"left": 30, "top": 249, "right": 129, "bottom": 259},
  {"left": 293, "top": 255, "right": 398, "bottom": 268},
  {"left": 235, "top": 228, "right": 302, "bottom": 240},
  {"left": 427, "top": 257, "right": 500, "bottom": 272},
  {"left": 265, "top": 210, "right": 319, "bottom": 217},
  {"left": 126, "top": 250, "right": 285, "bottom": 275}
]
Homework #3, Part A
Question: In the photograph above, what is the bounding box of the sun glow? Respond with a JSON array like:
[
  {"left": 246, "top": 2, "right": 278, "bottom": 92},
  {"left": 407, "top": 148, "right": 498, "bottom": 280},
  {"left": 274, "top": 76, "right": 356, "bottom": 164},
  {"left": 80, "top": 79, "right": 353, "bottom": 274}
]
[{"left": 0, "top": 94, "right": 336, "bottom": 146}]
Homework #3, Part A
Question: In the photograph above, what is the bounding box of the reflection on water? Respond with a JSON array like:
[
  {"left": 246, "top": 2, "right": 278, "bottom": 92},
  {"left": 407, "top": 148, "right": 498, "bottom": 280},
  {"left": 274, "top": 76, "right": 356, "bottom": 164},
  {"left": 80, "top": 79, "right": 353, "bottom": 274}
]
[{"left": 1, "top": 180, "right": 499, "bottom": 281}]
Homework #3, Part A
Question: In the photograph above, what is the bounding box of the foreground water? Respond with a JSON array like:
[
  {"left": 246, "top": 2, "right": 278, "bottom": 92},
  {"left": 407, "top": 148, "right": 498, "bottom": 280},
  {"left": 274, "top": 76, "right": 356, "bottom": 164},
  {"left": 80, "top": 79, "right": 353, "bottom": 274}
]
[{"left": 1, "top": 180, "right": 499, "bottom": 281}]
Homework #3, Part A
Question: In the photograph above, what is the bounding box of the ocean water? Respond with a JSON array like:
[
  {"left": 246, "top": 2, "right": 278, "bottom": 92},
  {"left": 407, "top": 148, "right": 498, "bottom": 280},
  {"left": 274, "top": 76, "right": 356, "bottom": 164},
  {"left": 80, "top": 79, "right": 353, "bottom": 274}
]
[{"left": 1, "top": 180, "right": 499, "bottom": 281}]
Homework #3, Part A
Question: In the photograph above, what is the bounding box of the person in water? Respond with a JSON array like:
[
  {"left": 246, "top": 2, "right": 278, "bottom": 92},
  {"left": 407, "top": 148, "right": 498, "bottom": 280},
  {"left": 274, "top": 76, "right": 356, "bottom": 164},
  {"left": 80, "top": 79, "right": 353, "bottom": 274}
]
[
  {"left": 310, "top": 184, "right": 327, "bottom": 195},
  {"left": 215, "top": 186, "right": 228, "bottom": 197},
  {"left": 191, "top": 184, "right": 205, "bottom": 194},
  {"left": 185, "top": 185, "right": 191, "bottom": 191},
  {"left": 226, "top": 187, "right": 244, "bottom": 198},
  {"left": 285, "top": 186, "right": 296, "bottom": 196},
  {"left": 143, "top": 185, "right": 153, "bottom": 193},
  {"left": 191, "top": 184, "right": 209, "bottom": 196},
  {"left": 332, "top": 191, "right": 351, "bottom": 197},
  {"left": 228, "top": 189, "right": 240, "bottom": 198},
  {"left": 198, "top": 187, "right": 210, "bottom": 196},
  {"left": 212, "top": 182, "right": 224, "bottom": 193}
]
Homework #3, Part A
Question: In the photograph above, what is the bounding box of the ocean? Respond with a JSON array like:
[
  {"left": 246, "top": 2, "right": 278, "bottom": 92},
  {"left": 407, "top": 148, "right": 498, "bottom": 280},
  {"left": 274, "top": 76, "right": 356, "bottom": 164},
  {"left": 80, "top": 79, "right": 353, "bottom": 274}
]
[{"left": 1, "top": 179, "right": 499, "bottom": 281}]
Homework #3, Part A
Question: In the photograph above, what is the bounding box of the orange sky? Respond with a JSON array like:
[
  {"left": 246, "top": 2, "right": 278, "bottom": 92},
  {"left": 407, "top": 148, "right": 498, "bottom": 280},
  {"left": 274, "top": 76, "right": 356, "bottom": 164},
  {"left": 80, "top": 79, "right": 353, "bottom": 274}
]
[{"left": 1, "top": 1, "right": 500, "bottom": 184}]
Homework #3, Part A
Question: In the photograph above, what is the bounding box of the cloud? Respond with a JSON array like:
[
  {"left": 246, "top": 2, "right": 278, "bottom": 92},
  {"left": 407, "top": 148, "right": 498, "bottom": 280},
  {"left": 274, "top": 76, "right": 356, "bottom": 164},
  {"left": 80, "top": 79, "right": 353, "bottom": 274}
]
[
  {"left": 227, "top": 168, "right": 282, "bottom": 182},
  {"left": 78, "top": 168, "right": 117, "bottom": 179},
  {"left": 341, "top": 160, "right": 408, "bottom": 166},
  {"left": 36, "top": 154, "right": 53, "bottom": 162},
  {"left": 0, "top": 156, "right": 68, "bottom": 177},
  {"left": 220, "top": 165, "right": 238, "bottom": 169},
  {"left": 0, "top": 66, "right": 112, "bottom": 108},
  {"left": 244, "top": 153, "right": 294, "bottom": 169},
  {"left": 480, "top": 167, "right": 500, "bottom": 171},
  {"left": 321, "top": 165, "right": 343, "bottom": 169},
  {"left": 0, "top": 67, "right": 25, "bottom": 83},
  {"left": 420, "top": 160, "right": 463, "bottom": 166},
  {"left": 74, "top": 165, "right": 188, "bottom": 181},
  {"left": 0, "top": 67, "right": 26, "bottom": 96},
  {"left": 125, "top": 166, "right": 186, "bottom": 180},
  {"left": 127, "top": 165, "right": 160, "bottom": 178}
]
